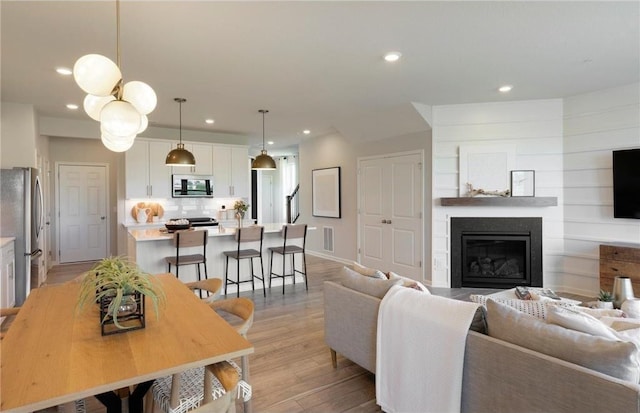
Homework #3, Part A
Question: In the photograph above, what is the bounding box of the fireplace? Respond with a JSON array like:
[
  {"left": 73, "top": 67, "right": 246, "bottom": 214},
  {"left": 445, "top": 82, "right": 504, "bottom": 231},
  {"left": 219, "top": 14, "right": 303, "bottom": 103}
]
[{"left": 450, "top": 217, "right": 543, "bottom": 289}]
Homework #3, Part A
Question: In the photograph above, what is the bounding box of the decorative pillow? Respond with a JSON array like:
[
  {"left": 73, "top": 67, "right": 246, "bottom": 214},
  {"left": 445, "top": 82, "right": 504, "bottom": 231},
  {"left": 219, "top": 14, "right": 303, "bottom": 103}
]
[
  {"left": 470, "top": 294, "right": 574, "bottom": 319},
  {"left": 485, "top": 299, "right": 640, "bottom": 383},
  {"left": 351, "top": 262, "right": 387, "bottom": 279},
  {"left": 340, "top": 266, "right": 401, "bottom": 298},
  {"left": 546, "top": 302, "right": 625, "bottom": 319},
  {"left": 387, "top": 272, "right": 430, "bottom": 293},
  {"left": 546, "top": 305, "right": 620, "bottom": 341}
]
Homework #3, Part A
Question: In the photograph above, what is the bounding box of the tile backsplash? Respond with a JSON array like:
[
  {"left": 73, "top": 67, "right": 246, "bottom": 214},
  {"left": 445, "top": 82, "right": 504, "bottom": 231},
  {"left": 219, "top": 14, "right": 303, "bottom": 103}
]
[{"left": 125, "top": 197, "right": 248, "bottom": 224}]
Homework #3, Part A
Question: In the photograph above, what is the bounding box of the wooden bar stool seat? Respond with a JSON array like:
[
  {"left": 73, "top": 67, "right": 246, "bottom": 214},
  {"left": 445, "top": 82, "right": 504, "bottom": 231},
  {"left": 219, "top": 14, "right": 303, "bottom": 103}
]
[
  {"left": 268, "top": 224, "right": 308, "bottom": 294},
  {"left": 223, "top": 226, "right": 266, "bottom": 298},
  {"left": 164, "top": 230, "right": 208, "bottom": 286}
]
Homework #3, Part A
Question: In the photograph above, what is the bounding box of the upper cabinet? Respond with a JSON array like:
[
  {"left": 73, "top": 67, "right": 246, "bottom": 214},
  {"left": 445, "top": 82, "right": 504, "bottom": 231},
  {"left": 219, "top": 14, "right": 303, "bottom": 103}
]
[
  {"left": 212, "top": 145, "right": 250, "bottom": 198},
  {"left": 125, "top": 139, "right": 172, "bottom": 199},
  {"left": 171, "top": 143, "right": 213, "bottom": 176}
]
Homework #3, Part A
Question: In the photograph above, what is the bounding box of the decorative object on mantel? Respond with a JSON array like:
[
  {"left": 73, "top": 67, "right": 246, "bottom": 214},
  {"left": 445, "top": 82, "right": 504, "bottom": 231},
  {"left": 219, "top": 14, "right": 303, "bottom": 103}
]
[
  {"left": 73, "top": 0, "right": 156, "bottom": 153},
  {"left": 166, "top": 98, "right": 196, "bottom": 167},
  {"left": 465, "top": 183, "right": 510, "bottom": 197},
  {"left": 234, "top": 200, "right": 249, "bottom": 228},
  {"left": 458, "top": 144, "right": 515, "bottom": 197},
  {"left": 440, "top": 196, "right": 558, "bottom": 207},
  {"left": 77, "top": 256, "right": 165, "bottom": 335},
  {"left": 613, "top": 276, "right": 635, "bottom": 309},
  {"left": 597, "top": 290, "right": 614, "bottom": 309},
  {"left": 511, "top": 170, "right": 535, "bottom": 197}
]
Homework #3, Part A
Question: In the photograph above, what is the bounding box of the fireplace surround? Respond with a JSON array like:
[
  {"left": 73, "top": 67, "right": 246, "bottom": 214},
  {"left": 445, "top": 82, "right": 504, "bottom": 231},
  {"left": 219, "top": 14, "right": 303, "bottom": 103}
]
[{"left": 450, "top": 217, "right": 543, "bottom": 289}]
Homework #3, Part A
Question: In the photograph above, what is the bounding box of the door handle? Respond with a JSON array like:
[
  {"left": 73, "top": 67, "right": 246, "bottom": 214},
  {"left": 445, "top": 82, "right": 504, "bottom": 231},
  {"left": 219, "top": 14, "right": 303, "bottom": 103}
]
[
  {"left": 381, "top": 219, "right": 387, "bottom": 224},
  {"left": 101, "top": 216, "right": 106, "bottom": 220},
  {"left": 387, "top": 220, "right": 392, "bottom": 224}
]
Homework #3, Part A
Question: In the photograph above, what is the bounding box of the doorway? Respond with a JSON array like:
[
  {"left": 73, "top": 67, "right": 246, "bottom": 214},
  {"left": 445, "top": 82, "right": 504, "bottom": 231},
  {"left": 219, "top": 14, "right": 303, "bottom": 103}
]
[
  {"left": 57, "top": 164, "right": 109, "bottom": 263},
  {"left": 357, "top": 151, "right": 424, "bottom": 280}
]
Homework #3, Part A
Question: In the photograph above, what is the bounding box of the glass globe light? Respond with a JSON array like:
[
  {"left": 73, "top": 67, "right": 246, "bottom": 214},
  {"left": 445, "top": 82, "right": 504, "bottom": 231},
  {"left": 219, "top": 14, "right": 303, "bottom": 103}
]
[
  {"left": 83, "top": 94, "right": 115, "bottom": 121},
  {"left": 100, "top": 100, "right": 142, "bottom": 137},
  {"left": 123, "top": 81, "right": 157, "bottom": 115},
  {"left": 73, "top": 54, "right": 122, "bottom": 96},
  {"left": 137, "top": 114, "right": 149, "bottom": 134},
  {"left": 101, "top": 127, "right": 136, "bottom": 152}
]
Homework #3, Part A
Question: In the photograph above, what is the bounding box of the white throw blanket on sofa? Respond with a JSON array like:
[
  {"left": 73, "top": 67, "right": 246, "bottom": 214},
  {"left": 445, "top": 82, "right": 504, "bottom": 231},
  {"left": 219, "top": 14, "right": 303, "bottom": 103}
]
[{"left": 376, "top": 286, "right": 480, "bottom": 413}]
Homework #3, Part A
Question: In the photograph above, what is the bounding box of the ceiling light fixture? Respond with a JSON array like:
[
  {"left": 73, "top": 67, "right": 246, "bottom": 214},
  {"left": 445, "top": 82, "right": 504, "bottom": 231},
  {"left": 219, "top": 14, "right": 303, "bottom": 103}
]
[
  {"left": 205, "top": 119, "right": 215, "bottom": 124},
  {"left": 166, "top": 98, "right": 196, "bottom": 167},
  {"left": 303, "top": 129, "right": 311, "bottom": 135},
  {"left": 498, "top": 85, "right": 513, "bottom": 93},
  {"left": 56, "top": 67, "right": 72, "bottom": 76},
  {"left": 66, "top": 104, "right": 79, "bottom": 110},
  {"left": 251, "top": 109, "right": 277, "bottom": 170},
  {"left": 73, "top": 0, "right": 156, "bottom": 153},
  {"left": 267, "top": 141, "right": 274, "bottom": 145},
  {"left": 384, "top": 52, "right": 402, "bottom": 62}
]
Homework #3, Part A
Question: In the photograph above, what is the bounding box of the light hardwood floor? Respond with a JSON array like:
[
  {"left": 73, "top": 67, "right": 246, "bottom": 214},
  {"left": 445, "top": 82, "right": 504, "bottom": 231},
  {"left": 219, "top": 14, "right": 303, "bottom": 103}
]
[{"left": 37, "top": 256, "right": 588, "bottom": 413}]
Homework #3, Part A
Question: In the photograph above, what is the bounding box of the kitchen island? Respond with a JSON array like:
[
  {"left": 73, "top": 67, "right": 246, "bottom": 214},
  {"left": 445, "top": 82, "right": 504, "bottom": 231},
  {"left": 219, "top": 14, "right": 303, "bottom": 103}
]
[{"left": 127, "top": 223, "right": 312, "bottom": 294}]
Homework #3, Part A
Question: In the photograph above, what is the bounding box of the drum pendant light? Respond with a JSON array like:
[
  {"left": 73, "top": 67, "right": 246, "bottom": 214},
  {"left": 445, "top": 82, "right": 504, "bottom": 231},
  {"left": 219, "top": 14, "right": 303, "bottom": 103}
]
[
  {"left": 165, "top": 98, "right": 196, "bottom": 166},
  {"left": 252, "top": 109, "right": 277, "bottom": 170}
]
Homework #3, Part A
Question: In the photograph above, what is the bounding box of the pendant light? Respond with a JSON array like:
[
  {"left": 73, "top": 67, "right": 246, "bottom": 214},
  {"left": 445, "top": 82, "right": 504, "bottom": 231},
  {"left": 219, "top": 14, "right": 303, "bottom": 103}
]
[
  {"left": 73, "top": 0, "right": 156, "bottom": 152},
  {"left": 166, "top": 98, "right": 196, "bottom": 167},
  {"left": 252, "top": 109, "right": 277, "bottom": 170}
]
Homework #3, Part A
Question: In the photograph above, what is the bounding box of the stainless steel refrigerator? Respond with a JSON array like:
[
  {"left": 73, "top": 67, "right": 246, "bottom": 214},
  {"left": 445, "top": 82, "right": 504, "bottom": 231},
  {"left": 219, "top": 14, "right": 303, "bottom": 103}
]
[{"left": 0, "top": 167, "right": 43, "bottom": 305}]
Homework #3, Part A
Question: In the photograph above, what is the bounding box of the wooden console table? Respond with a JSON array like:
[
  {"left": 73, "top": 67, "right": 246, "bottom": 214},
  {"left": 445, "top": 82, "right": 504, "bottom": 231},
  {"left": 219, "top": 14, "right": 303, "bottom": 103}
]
[{"left": 599, "top": 243, "right": 640, "bottom": 294}]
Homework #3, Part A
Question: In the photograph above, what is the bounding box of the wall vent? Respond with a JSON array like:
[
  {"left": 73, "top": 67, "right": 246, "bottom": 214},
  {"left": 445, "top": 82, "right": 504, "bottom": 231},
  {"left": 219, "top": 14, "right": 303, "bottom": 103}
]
[{"left": 323, "top": 226, "right": 334, "bottom": 252}]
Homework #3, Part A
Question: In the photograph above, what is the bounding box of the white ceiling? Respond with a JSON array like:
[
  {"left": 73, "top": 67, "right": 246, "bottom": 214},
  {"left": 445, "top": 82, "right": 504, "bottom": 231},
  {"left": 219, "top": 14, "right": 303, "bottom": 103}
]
[{"left": 2, "top": 1, "right": 638, "bottom": 154}]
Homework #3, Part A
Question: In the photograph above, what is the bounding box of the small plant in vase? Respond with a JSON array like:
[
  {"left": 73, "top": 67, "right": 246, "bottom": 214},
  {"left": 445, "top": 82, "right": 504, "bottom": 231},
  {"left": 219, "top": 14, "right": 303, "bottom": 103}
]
[
  {"left": 597, "top": 290, "right": 614, "bottom": 309},
  {"left": 77, "top": 256, "right": 165, "bottom": 335},
  {"left": 234, "top": 200, "right": 249, "bottom": 227}
]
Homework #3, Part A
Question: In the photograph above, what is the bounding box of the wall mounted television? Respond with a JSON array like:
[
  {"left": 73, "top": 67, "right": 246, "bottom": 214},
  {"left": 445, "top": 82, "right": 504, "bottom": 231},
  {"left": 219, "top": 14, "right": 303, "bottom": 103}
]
[{"left": 613, "top": 148, "right": 640, "bottom": 219}]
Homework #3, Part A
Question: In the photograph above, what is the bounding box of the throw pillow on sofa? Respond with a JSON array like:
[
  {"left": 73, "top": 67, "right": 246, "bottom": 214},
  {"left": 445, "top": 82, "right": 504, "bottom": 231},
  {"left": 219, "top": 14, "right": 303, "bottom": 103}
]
[
  {"left": 351, "top": 261, "right": 387, "bottom": 279},
  {"left": 546, "top": 305, "right": 620, "bottom": 341},
  {"left": 485, "top": 299, "right": 640, "bottom": 383},
  {"left": 340, "top": 266, "right": 402, "bottom": 298},
  {"left": 387, "top": 271, "right": 429, "bottom": 292},
  {"left": 470, "top": 294, "right": 574, "bottom": 319}
]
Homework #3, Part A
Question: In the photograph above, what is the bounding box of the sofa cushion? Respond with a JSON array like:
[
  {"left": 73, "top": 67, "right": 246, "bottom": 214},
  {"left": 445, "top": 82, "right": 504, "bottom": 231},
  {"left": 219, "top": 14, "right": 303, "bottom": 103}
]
[
  {"left": 485, "top": 299, "right": 640, "bottom": 383},
  {"left": 340, "top": 266, "right": 402, "bottom": 298},
  {"left": 387, "top": 271, "right": 429, "bottom": 292},
  {"left": 546, "top": 305, "right": 620, "bottom": 340},
  {"left": 351, "top": 261, "right": 387, "bottom": 279}
]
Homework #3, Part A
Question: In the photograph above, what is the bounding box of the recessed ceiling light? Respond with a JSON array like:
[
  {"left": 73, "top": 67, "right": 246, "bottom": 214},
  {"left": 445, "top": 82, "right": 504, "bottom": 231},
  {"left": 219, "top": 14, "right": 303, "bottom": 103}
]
[
  {"left": 66, "top": 104, "right": 79, "bottom": 110},
  {"left": 384, "top": 52, "right": 402, "bottom": 62},
  {"left": 303, "top": 129, "right": 311, "bottom": 135},
  {"left": 56, "top": 67, "right": 72, "bottom": 75},
  {"left": 267, "top": 141, "right": 274, "bottom": 145},
  {"left": 498, "top": 85, "right": 513, "bottom": 93},
  {"left": 205, "top": 119, "right": 215, "bottom": 124}
]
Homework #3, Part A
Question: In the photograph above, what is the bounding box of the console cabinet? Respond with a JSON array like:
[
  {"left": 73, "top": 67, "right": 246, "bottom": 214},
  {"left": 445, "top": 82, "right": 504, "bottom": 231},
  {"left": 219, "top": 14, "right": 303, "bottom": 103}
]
[{"left": 599, "top": 243, "right": 640, "bottom": 294}]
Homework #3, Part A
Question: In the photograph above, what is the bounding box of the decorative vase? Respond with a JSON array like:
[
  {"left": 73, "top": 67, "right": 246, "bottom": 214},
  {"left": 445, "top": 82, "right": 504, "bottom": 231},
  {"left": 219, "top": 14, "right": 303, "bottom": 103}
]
[
  {"left": 596, "top": 300, "right": 614, "bottom": 309},
  {"left": 613, "top": 276, "right": 634, "bottom": 309},
  {"left": 236, "top": 212, "right": 243, "bottom": 228}
]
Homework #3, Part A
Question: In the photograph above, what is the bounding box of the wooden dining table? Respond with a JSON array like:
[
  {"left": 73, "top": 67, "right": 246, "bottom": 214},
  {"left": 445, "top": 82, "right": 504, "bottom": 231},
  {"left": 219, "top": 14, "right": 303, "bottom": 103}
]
[{"left": 0, "top": 274, "right": 254, "bottom": 413}]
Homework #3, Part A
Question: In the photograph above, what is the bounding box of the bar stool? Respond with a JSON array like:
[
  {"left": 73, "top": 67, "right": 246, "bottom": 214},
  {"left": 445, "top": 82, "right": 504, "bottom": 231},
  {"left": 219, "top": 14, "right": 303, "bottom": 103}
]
[
  {"left": 223, "top": 226, "right": 266, "bottom": 297},
  {"left": 268, "top": 224, "right": 308, "bottom": 294},
  {"left": 164, "top": 229, "right": 208, "bottom": 284}
]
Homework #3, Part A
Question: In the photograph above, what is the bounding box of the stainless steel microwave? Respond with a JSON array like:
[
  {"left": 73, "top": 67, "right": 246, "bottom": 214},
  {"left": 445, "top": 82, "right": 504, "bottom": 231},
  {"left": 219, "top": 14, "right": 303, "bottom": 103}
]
[{"left": 171, "top": 175, "right": 214, "bottom": 198}]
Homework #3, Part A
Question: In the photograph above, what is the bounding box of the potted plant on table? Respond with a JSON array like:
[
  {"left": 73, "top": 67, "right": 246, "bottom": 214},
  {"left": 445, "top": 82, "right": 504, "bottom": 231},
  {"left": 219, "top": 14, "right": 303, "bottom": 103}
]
[
  {"left": 597, "top": 289, "right": 614, "bottom": 309},
  {"left": 77, "top": 256, "right": 165, "bottom": 335}
]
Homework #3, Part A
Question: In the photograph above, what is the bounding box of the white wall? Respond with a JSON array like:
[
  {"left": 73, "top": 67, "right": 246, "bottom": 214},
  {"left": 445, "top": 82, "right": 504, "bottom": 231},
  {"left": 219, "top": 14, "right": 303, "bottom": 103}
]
[
  {"left": 561, "top": 83, "right": 640, "bottom": 295},
  {"left": 1, "top": 102, "right": 38, "bottom": 168},
  {"left": 431, "top": 99, "right": 565, "bottom": 289}
]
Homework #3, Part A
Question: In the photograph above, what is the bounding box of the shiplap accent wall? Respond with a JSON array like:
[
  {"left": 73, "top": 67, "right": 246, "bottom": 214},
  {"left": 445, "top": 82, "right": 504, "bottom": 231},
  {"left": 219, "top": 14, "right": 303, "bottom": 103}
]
[
  {"left": 562, "top": 83, "right": 640, "bottom": 296},
  {"left": 431, "top": 99, "right": 565, "bottom": 288}
]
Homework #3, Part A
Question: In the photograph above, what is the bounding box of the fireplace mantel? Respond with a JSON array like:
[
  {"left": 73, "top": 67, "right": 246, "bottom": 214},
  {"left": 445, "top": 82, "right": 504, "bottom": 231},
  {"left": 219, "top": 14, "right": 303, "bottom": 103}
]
[{"left": 440, "top": 197, "right": 557, "bottom": 207}]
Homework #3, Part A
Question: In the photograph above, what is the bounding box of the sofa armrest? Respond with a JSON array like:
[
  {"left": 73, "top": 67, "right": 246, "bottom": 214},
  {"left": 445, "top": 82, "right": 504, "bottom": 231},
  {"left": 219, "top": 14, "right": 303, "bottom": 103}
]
[
  {"left": 462, "top": 331, "right": 640, "bottom": 413},
  {"left": 324, "top": 281, "right": 381, "bottom": 373}
]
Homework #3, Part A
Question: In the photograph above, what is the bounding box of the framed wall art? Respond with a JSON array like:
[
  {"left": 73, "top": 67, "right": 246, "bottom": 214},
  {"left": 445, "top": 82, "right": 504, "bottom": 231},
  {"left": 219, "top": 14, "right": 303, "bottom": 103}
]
[
  {"left": 312, "top": 167, "right": 341, "bottom": 218},
  {"left": 511, "top": 170, "right": 535, "bottom": 197}
]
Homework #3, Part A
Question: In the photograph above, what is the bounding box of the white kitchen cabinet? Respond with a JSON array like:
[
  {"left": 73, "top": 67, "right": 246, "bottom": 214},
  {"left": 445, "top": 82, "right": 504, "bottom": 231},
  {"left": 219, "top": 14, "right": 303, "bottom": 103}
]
[
  {"left": 1, "top": 239, "right": 16, "bottom": 312},
  {"left": 172, "top": 143, "right": 213, "bottom": 176},
  {"left": 212, "top": 145, "right": 250, "bottom": 198},
  {"left": 125, "top": 139, "right": 172, "bottom": 198}
]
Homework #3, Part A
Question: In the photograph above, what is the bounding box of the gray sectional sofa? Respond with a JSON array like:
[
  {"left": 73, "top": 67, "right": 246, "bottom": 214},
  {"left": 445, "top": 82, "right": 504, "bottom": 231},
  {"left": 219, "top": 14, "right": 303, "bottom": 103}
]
[{"left": 324, "top": 279, "right": 640, "bottom": 413}]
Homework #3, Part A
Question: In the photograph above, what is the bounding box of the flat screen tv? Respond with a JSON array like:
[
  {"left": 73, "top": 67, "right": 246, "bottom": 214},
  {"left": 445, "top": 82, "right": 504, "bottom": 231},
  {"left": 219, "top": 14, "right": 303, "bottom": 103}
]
[{"left": 613, "top": 148, "right": 640, "bottom": 219}]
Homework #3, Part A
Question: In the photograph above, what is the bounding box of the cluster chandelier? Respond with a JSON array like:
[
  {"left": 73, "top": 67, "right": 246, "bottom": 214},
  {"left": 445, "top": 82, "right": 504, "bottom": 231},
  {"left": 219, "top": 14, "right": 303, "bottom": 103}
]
[
  {"left": 165, "top": 98, "right": 196, "bottom": 167},
  {"left": 251, "top": 109, "right": 277, "bottom": 170},
  {"left": 73, "top": 0, "right": 156, "bottom": 152}
]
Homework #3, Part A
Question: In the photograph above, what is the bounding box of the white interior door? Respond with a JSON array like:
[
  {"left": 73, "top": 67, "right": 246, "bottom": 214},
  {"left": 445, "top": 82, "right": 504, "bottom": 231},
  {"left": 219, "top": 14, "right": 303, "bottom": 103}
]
[
  {"left": 359, "top": 152, "right": 423, "bottom": 280},
  {"left": 261, "top": 174, "right": 274, "bottom": 223},
  {"left": 58, "top": 164, "right": 108, "bottom": 263}
]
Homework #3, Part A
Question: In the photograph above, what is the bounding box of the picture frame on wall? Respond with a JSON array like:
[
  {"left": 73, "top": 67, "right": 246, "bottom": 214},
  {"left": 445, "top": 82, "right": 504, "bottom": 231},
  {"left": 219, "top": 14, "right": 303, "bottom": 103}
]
[
  {"left": 312, "top": 167, "right": 341, "bottom": 218},
  {"left": 511, "top": 170, "right": 535, "bottom": 197}
]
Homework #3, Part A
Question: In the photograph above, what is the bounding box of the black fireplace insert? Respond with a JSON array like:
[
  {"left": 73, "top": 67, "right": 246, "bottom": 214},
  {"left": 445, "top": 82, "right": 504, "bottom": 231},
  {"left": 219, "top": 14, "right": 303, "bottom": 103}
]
[{"left": 451, "top": 217, "right": 543, "bottom": 289}]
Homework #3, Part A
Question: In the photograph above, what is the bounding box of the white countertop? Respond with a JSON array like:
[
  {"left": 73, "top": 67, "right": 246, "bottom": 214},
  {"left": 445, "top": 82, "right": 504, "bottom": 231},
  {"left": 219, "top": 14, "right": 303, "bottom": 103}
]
[
  {"left": 0, "top": 237, "right": 16, "bottom": 248},
  {"left": 129, "top": 223, "right": 314, "bottom": 242}
]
